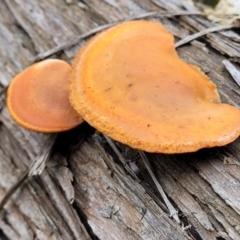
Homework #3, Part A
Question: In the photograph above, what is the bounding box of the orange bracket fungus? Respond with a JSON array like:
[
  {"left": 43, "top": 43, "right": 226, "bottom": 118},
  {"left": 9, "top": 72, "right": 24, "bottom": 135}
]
[
  {"left": 70, "top": 20, "right": 240, "bottom": 153},
  {"left": 6, "top": 58, "right": 84, "bottom": 175},
  {"left": 1, "top": 59, "right": 84, "bottom": 210},
  {"left": 7, "top": 59, "right": 83, "bottom": 133}
]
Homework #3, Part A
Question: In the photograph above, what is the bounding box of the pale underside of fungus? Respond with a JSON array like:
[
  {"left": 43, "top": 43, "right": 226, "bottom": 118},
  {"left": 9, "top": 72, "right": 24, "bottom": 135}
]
[{"left": 70, "top": 20, "right": 240, "bottom": 153}]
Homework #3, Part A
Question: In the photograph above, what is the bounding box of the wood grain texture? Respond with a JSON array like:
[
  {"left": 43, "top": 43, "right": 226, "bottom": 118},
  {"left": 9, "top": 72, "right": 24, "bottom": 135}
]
[{"left": 1, "top": 0, "right": 240, "bottom": 239}]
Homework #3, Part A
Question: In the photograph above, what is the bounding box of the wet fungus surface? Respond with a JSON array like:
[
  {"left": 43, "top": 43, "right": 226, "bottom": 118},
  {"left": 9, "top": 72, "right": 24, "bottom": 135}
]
[{"left": 69, "top": 20, "right": 240, "bottom": 153}]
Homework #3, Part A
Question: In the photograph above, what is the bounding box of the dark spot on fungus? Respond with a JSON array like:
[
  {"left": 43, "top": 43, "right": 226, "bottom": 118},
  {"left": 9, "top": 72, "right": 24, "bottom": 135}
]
[
  {"left": 105, "top": 87, "right": 112, "bottom": 91},
  {"left": 70, "top": 20, "right": 240, "bottom": 153}
]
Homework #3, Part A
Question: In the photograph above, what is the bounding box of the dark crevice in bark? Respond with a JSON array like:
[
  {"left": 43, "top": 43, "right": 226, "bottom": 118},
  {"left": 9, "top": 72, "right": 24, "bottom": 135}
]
[
  {"left": 54, "top": 122, "right": 95, "bottom": 158},
  {"left": 72, "top": 201, "right": 99, "bottom": 240},
  {"left": 0, "top": 229, "right": 10, "bottom": 240}
]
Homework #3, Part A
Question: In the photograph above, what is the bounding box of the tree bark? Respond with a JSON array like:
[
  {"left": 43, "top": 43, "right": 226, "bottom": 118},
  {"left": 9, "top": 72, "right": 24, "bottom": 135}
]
[{"left": 1, "top": 0, "right": 240, "bottom": 239}]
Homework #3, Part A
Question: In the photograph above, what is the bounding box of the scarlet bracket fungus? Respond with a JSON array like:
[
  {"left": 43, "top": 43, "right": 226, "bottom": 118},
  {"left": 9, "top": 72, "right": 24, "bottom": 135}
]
[
  {"left": 7, "top": 59, "right": 83, "bottom": 133},
  {"left": 70, "top": 20, "right": 240, "bottom": 153},
  {"left": 2, "top": 59, "right": 84, "bottom": 210}
]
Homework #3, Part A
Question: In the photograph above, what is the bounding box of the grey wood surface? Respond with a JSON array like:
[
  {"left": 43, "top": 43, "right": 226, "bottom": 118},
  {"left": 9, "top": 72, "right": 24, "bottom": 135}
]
[{"left": 1, "top": 0, "right": 240, "bottom": 239}]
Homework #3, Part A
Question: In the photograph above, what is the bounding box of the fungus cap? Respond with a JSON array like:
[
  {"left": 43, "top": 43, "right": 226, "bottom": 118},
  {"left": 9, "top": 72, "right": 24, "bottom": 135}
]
[
  {"left": 70, "top": 20, "right": 240, "bottom": 153},
  {"left": 7, "top": 59, "right": 83, "bottom": 132}
]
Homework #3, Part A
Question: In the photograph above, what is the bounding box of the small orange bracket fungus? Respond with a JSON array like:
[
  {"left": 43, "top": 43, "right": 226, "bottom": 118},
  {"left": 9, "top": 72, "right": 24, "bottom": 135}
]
[
  {"left": 1, "top": 59, "right": 84, "bottom": 211},
  {"left": 70, "top": 20, "right": 240, "bottom": 153},
  {"left": 7, "top": 59, "right": 83, "bottom": 133}
]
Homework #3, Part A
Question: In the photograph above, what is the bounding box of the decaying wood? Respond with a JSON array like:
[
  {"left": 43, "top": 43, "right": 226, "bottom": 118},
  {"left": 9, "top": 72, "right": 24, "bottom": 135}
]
[
  {"left": 223, "top": 60, "right": 240, "bottom": 87},
  {"left": 175, "top": 23, "right": 239, "bottom": 48},
  {"left": 138, "top": 150, "right": 180, "bottom": 224},
  {"left": 1, "top": 0, "right": 240, "bottom": 239},
  {"left": 32, "top": 10, "right": 203, "bottom": 62}
]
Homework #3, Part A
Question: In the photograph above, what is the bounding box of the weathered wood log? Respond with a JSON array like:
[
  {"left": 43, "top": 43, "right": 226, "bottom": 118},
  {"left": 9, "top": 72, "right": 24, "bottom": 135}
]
[{"left": 1, "top": 0, "right": 240, "bottom": 239}]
